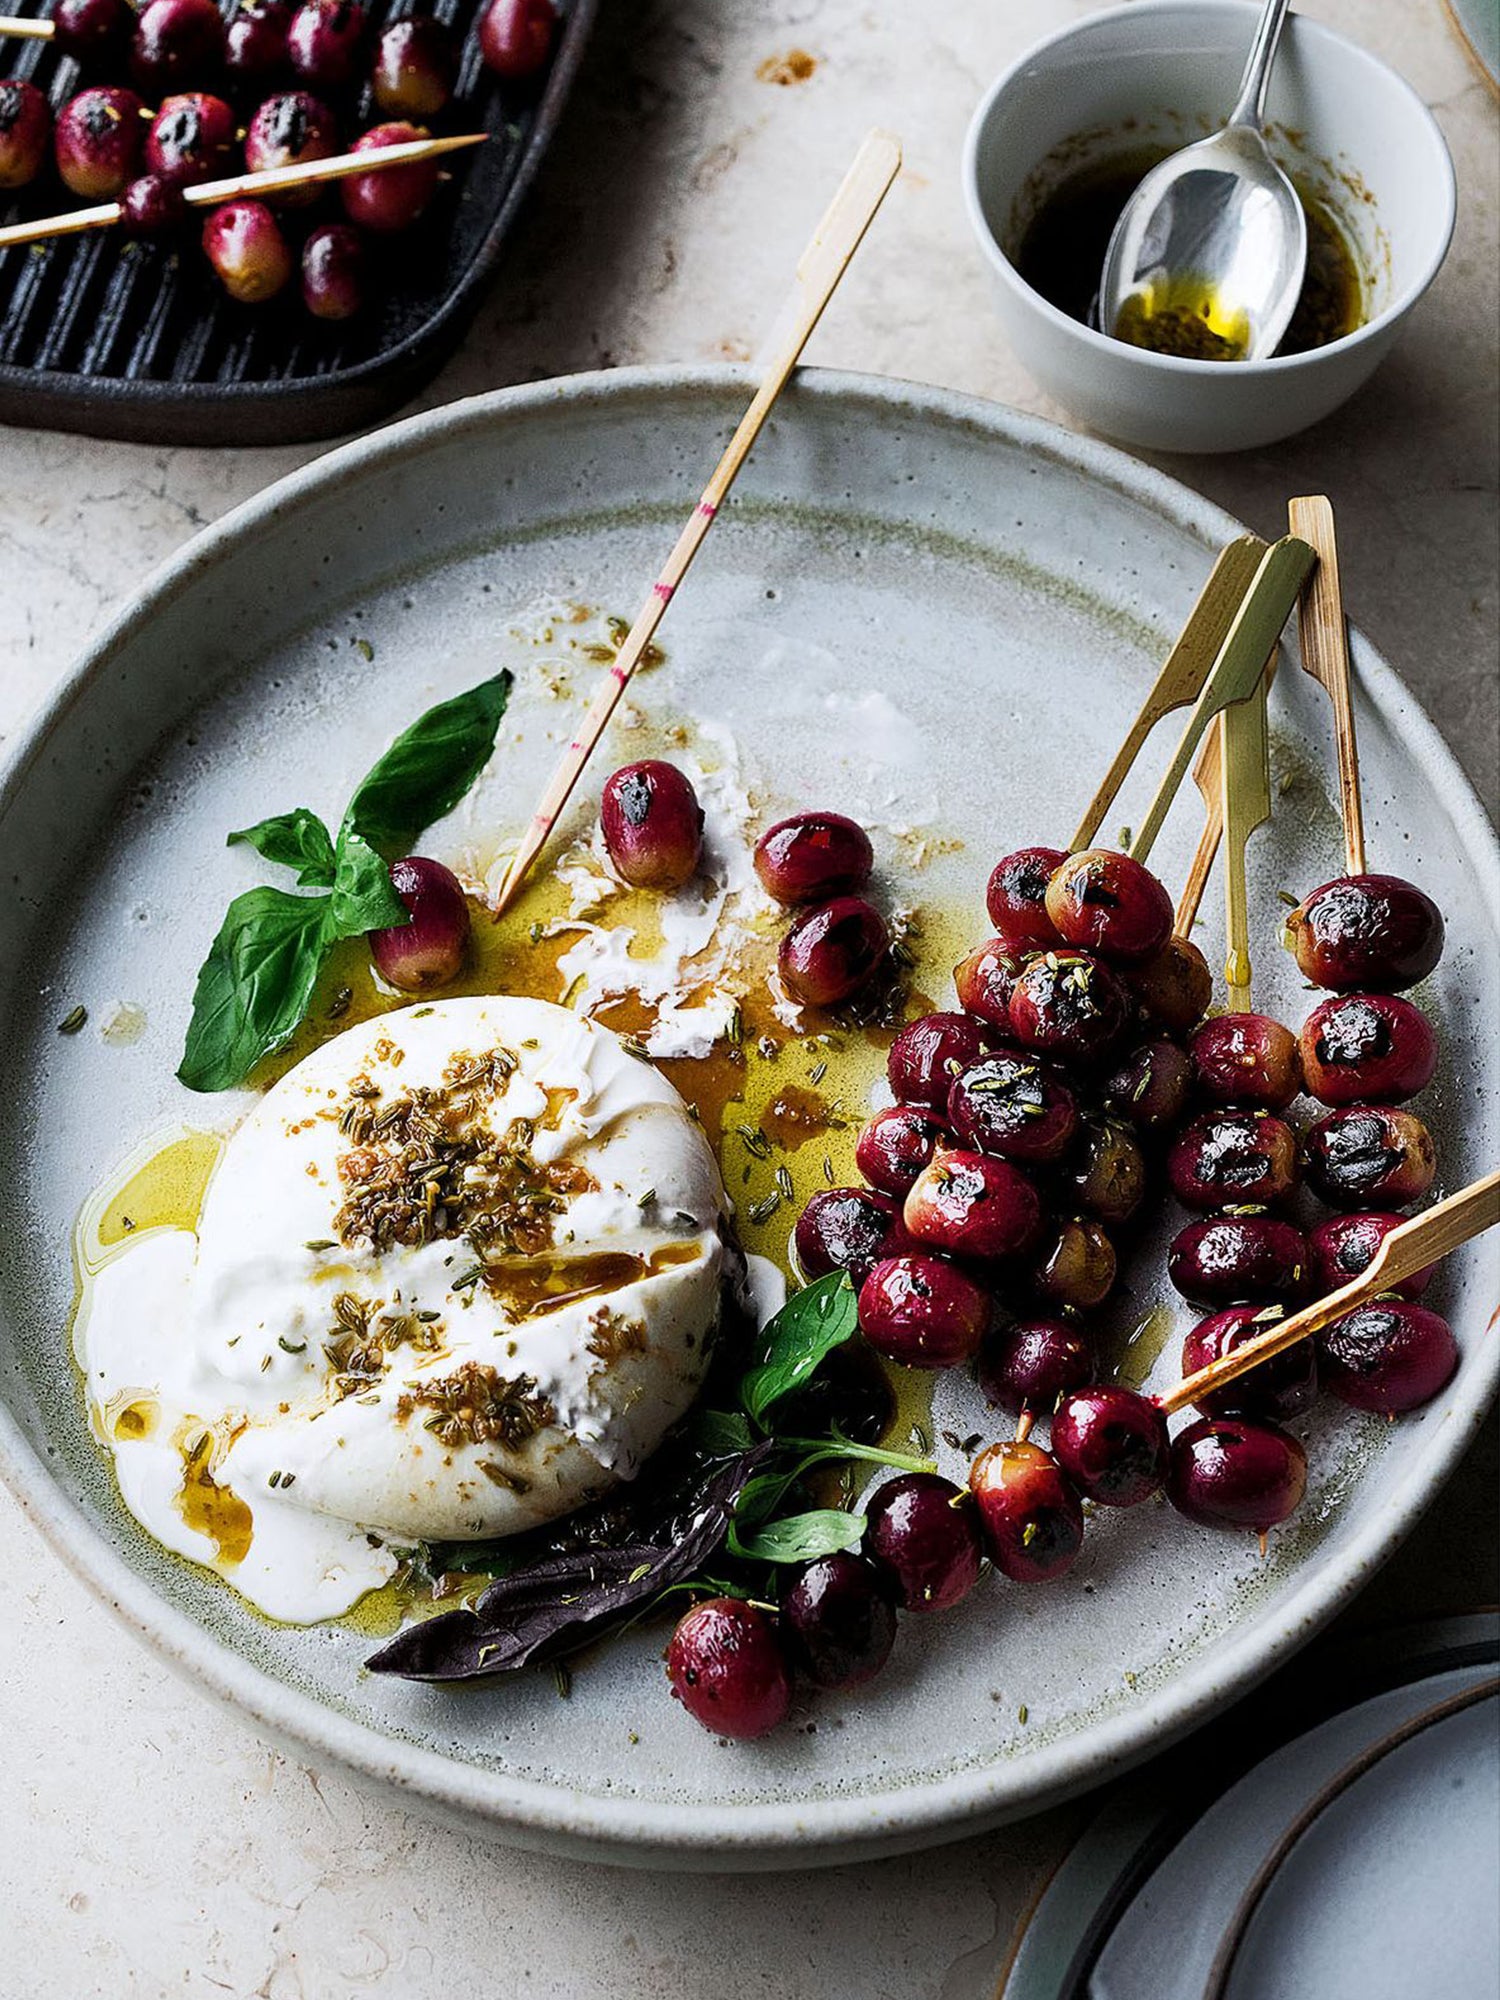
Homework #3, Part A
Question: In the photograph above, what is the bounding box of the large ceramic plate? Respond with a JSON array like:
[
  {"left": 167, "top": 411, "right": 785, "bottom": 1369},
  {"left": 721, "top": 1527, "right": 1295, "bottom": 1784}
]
[{"left": 0, "top": 369, "right": 1496, "bottom": 1869}]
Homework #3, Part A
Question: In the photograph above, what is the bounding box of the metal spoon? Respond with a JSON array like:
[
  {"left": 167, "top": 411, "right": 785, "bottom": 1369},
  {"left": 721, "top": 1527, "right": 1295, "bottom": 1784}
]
[{"left": 1098, "top": 0, "right": 1306, "bottom": 362}]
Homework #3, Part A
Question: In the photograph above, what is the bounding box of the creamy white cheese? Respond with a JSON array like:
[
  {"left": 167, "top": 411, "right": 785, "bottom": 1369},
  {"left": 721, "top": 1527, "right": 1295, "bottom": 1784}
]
[{"left": 77, "top": 998, "right": 729, "bottom": 1623}]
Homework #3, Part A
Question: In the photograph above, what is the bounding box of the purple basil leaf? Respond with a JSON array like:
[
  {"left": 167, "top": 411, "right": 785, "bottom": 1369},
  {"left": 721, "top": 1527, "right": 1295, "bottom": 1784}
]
[{"left": 366, "top": 1441, "right": 773, "bottom": 1682}]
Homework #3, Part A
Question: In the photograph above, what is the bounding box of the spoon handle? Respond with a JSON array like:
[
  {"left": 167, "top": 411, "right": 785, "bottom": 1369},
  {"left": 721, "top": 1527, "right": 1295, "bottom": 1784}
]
[{"left": 1229, "top": 0, "right": 1294, "bottom": 131}]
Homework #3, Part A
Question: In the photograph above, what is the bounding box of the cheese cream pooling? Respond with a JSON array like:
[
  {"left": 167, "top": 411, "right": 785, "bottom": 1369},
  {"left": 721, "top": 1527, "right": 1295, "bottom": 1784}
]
[{"left": 76, "top": 998, "right": 730, "bottom": 1622}]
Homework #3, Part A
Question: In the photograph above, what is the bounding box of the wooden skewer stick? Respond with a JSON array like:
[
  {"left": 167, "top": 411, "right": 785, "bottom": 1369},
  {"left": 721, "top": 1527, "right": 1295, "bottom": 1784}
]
[
  {"left": 1069, "top": 535, "right": 1265, "bottom": 853},
  {"left": 1219, "top": 665, "right": 1272, "bottom": 1010},
  {"left": 1174, "top": 648, "right": 1281, "bottom": 939},
  {"left": 0, "top": 12, "right": 53, "bottom": 35},
  {"left": 1160, "top": 1169, "right": 1500, "bottom": 1416},
  {"left": 0, "top": 132, "right": 487, "bottom": 252},
  {"left": 1130, "top": 536, "right": 1316, "bottom": 867},
  {"left": 1289, "top": 494, "right": 1366, "bottom": 876},
  {"left": 489, "top": 128, "right": 903, "bottom": 919}
]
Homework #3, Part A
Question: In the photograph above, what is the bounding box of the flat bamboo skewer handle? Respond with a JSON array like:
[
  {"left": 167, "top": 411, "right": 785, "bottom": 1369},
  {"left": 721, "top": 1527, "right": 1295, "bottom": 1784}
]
[
  {"left": 1219, "top": 667, "right": 1272, "bottom": 1010},
  {"left": 0, "top": 13, "right": 53, "bottom": 34},
  {"left": 489, "top": 127, "right": 903, "bottom": 920},
  {"left": 1069, "top": 535, "right": 1266, "bottom": 853},
  {"left": 1130, "top": 536, "right": 1316, "bottom": 867},
  {"left": 0, "top": 132, "right": 487, "bottom": 251},
  {"left": 1175, "top": 649, "right": 1281, "bottom": 937},
  {"left": 1161, "top": 1169, "right": 1500, "bottom": 1415},
  {"left": 1289, "top": 494, "right": 1366, "bottom": 876}
]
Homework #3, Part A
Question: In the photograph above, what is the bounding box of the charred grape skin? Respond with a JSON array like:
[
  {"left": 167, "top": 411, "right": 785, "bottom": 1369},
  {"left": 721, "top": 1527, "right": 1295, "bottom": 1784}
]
[
  {"left": 947, "top": 1052, "right": 1078, "bottom": 1167},
  {"left": 1318, "top": 1301, "right": 1459, "bottom": 1415},
  {"left": 341, "top": 120, "right": 441, "bottom": 232},
  {"left": 54, "top": 86, "right": 145, "bottom": 200},
  {"left": 201, "top": 197, "right": 293, "bottom": 302},
  {"left": 1067, "top": 1118, "right": 1147, "bottom": 1227},
  {"left": 225, "top": 0, "right": 293, "bottom": 88},
  {"left": 131, "top": 0, "right": 226, "bottom": 94},
  {"left": 953, "top": 936, "right": 1028, "bottom": 1031},
  {"left": 863, "top": 1472, "right": 982, "bottom": 1614},
  {"left": 754, "top": 811, "right": 874, "bottom": 907},
  {"left": 1052, "top": 1386, "right": 1170, "bottom": 1507},
  {"left": 1102, "top": 1037, "right": 1194, "bottom": 1136},
  {"left": 145, "top": 92, "right": 237, "bottom": 187},
  {"left": 598, "top": 759, "right": 704, "bottom": 892},
  {"left": 1008, "top": 950, "right": 1130, "bottom": 1066},
  {"left": 1168, "top": 1212, "right": 1309, "bottom": 1309},
  {"left": 243, "top": 90, "right": 338, "bottom": 202},
  {"left": 301, "top": 220, "right": 367, "bottom": 318},
  {"left": 120, "top": 171, "right": 188, "bottom": 237},
  {"left": 1167, "top": 1417, "right": 1308, "bottom": 1536},
  {"left": 779, "top": 895, "right": 889, "bottom": 1009},
  {"left": 1045, "top": 848, "right": 1174, "bottom": 964},
  {"left": 1030, "top": 1217, "right": 1117, "bottom": 1312},
  {"left": 0, "top": 82, "right": 51, "bottom": 192},
  {"left": 1302, "top": 1105, "right": 1437, "bottom": 1210},
  {"left": 53, "top": 0, "right": 135, "bottom": 71},
  {"left": 1286, "top": 874, "right": 1445, "bottom": 993},
  {"left": 1168, "top": 1110, "right": 1300, "bottom": 1212},
  {"left": 857, "top": 1253, "right": 991, "bottom": 1370},
  {"left": 969, "top": 1440, "right": 1085, "bottom": 1584},
  {"left": 1180, "top": 1305, "right": 1319, "bottom": 1423},
  {"left": 1189, "top": 1012, "right": 1303, "bottom": 1112},
  {"left": 372, "top": 15, "right": 456, "bottom": 119},
  {"left": 985, "top": 845, "right": 1066, "bottom": 948},
  {"left": 286, "top": 0, "right": 366, "bottom": 87},
  {"left": 855, "top": 1104, "right": 944, "bottom": 1197},
  {"left": 1307, "top": 1211, "right": 1434, "bottom": 1301},
  {"left": 367, "top": 856, "right": 470, "bottom": 990},
  {"left": 666, "top": 1599, "right": 792, "bottom": 1741},
  {"left": 887, "top": 1011, "right": 991, "bottom": 1109},
  {"left": 477, "top": 0, "right": 556, "bottom": 79},
  {"left": 793, "top": 1187, "right": 901, "bottom": 1286},
  {"left": 1299, "top": 993, "right": 1437, "bottom": 1107},
  {"left": 903, "top": 1149, "right": 1042, "bottom": 1263},
  {"left": 1128, "top": 934, "right": 1214, "bottom": 1037},
  {"left": 782, "top": 1552, "right": 897, "bottom": 1691},
  {"left": 979, "top": 1317, "right": 1095, "bottom": 1419}
]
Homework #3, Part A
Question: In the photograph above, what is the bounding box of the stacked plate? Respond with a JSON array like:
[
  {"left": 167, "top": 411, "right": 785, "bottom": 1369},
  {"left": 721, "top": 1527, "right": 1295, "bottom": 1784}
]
[{"left": 1005, "top": 1613, "right": 1499, "bottom": 1998}]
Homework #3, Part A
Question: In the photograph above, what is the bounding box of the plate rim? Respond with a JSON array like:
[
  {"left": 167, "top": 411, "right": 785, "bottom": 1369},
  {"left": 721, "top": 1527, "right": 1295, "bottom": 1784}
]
[{"left": 1, "top": 363, "right": 1497, "bottom": 1866}]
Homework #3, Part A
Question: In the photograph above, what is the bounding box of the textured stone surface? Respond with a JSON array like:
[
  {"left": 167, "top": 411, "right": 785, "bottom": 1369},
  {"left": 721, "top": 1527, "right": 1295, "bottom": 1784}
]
[{"left": 0, "top": 2, "right": 1494, "bottom": 1994}]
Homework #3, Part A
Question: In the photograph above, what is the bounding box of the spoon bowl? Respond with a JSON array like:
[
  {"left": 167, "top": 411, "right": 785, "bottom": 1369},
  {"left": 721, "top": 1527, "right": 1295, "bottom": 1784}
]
[
  {"left": 1099, "top": 0, "right": 1307, "bottom": 362},
  {"left": 1099, "top": 125, "right": 1307, "bottom": 360}
]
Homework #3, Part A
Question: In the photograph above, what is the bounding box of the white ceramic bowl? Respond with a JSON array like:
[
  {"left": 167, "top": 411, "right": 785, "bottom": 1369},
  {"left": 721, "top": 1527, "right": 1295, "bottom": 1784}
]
[{"left": 963, "top": 0, "right": 1456, "bottom": 453}]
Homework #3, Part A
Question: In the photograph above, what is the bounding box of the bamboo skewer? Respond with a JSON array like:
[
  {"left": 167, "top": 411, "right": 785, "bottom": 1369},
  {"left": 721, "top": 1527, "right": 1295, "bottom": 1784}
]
[
  {"left": 0, "top": 132, "right": 487, "bottom": 251},
  {"left": 1160, "top": 1170, "right": 1500, "bottom": 1416},
  {"left": 1218, "top": 666, "right": 1272, "bottom": 1010},
  {"left": 489, "top": 127, "right": 903, "bottom": 920},
  {"left": 1289, "top": 494, "right": 1366, "bottom": 876},
  {"left": 0, "top": 11, "right": 52, "bottom": 34},
  {"left": 1129, "top": 535, "right": 1316, "bottom": 867},
  {"left": 1068, "top": 535, "right": 1265, "bottom": 853},
  {"left": 1174, "top": 648, "right": 1281, "bottom": 939}
]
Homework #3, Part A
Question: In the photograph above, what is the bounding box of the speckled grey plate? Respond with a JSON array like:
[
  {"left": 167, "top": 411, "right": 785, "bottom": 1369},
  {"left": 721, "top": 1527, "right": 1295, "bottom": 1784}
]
[{"left": 0, "top": 367, "right": 1496, "bottom": 1870}]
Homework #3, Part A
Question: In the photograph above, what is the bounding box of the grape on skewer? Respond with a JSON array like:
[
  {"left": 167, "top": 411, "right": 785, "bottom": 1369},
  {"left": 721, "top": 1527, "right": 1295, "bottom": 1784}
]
[{"left": 0, "top": 78, "right": 50, "bottom": 190}]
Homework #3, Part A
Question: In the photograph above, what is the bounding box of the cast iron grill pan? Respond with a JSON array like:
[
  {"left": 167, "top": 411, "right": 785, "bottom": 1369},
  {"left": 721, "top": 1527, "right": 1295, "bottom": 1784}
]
[{"left": 0, "top": 0, "right": 594, "bottom": 444}]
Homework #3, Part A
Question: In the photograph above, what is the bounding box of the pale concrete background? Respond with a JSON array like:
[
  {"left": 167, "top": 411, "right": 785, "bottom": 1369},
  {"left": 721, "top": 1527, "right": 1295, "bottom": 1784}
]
[{"left": 0, "top": 3, "right": 1495, "bottom": 1996}]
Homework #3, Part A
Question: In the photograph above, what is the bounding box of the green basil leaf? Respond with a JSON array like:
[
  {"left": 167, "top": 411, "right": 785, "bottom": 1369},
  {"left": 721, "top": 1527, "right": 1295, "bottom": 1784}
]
[
  {"left": 342, "top": 671, "right": 513, "bottom": 861},
  {"left": 727, "top": 1508, "right": 866, "bottom": 1564},
  {"left": 681, "top": 1408, "right": 757, "bottom": 1459},
  {"left": 226, "top": 808, "right": 337, "bottom": 887},
  {"left": 327, "top": 826, "right": 407, "bottom": 939},
  {"left": 177, "top": 886, "right": 332, "bottom": 1093},
  {"left": 741, "top": 1272, "right": 858, "bottom": 1427}
]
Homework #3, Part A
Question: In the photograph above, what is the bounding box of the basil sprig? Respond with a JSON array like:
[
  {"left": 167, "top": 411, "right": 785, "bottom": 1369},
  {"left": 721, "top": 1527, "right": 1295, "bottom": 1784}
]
[
  {"left": 178, "top": 671, "right": 512, "bottom": 1093},
  {"left": 740, "top": 1270, "right": 859, "bottom": 1425}
]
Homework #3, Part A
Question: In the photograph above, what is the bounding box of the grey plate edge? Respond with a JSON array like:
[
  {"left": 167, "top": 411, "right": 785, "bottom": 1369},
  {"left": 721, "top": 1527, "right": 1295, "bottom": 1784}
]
[{"left": 0, "top": 364, "right": 1497, "bottom": 1869}]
